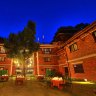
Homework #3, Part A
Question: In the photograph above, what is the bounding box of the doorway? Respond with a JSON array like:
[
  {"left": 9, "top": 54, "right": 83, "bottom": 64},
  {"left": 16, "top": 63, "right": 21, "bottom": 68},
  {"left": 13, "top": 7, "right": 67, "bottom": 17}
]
[{"left": 64, "top": 67, "right": 69, "bottom": 76}]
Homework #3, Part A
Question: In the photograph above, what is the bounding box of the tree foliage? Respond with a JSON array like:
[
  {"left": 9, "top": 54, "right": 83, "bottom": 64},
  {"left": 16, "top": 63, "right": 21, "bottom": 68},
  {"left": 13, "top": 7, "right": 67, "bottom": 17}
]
[
  {"left": 52, "top": 23, "right": 89, "bottom": 43},
  {"left": 75, "top": 23, "right": 89, "bottom": 30},
  {"left": 4, "top": 21, "right": 39, "bottom": 74},
  {"left": 52, "top": 26, "right": 78, "bottom": 42},
  {"left": 4, "top": 21, "right": 39, "bottom": 58},
  {"left": 0, "top": 37, "right": 4, "bottom": 43}
]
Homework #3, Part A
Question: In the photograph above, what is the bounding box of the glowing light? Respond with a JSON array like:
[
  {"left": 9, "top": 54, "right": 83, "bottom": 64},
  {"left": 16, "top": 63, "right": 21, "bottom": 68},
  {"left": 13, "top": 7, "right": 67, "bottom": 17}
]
[
  {"left": 28, "top": 64, "right": 31, "bottom": 67},
  {"left": 52, "top": 77, "right": 63, "bottom": 81},
  {"left": 17, "top": 64, "right": 20, "bottom": 67},
  {"left": 14, "top": 60, "right": 19, "bottom": 64},
  {"left": 73, "top": 81, "right": 95, "bottom": 85},
  {"left": 84, "top": 79, "right": 87, "bottom": 82}
]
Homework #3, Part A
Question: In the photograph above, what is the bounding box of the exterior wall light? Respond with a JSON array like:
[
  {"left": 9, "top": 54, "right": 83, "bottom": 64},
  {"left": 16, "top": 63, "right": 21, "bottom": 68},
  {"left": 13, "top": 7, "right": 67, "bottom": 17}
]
[{"left": 84, "top": 79, "right": 87, "bottom": 82}]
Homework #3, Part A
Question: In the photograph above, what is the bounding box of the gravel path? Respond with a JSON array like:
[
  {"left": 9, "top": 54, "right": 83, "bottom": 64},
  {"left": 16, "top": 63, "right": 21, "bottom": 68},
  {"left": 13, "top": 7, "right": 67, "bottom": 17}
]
[{"left": 0, "top": 80, "right": 72, "bottom": 96}]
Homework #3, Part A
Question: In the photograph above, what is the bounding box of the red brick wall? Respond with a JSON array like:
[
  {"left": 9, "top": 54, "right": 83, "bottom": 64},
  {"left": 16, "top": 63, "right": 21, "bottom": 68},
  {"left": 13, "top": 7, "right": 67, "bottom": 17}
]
[
  {"left": 35, "top": 46, "right": 59, "bottom": 76},
  {"left": 0, "top": 57, "right": 12, "bottom": 75},
  {"left": 57, "top": 49, "right": 68, "bottom": 74},
  {"left": 33, "top": 53, "right": 37, "bottom": 75},
  {"left": 66, "top": 30, "right": 96, "bottom": 60},
  {"left": 12, "top": 65, "right": 16, "bottom": 75},
  {"left": 69, "top": 57, "right": 96, "bottom": 81},
  {"left": 64, "top": 27, "right": 96, "bottom": 81}
]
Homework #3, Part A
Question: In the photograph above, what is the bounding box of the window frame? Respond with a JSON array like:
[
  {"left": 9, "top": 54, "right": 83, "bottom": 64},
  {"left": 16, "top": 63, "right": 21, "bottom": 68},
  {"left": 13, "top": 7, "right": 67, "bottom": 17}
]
[
  {"left": 73, "top": 64, "right": 84, "bottom": 73},
  {"left": 69, "top": 43, "right": 78, "bottom": 52},
  {"left": 42, "top": 48, "right": 51, "bottom": 54},
  {"left": 92, "top": 31, "right": 96, "bottom": 42},
  {"left": 44, "top": 57, "right": 51, "bottom": 62}
]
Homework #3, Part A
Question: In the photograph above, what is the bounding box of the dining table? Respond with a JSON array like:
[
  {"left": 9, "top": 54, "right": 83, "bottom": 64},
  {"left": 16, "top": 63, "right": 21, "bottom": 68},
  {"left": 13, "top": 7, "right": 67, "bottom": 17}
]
[{"left": 51, "top": 77, "right": 64, "bottom": 90}]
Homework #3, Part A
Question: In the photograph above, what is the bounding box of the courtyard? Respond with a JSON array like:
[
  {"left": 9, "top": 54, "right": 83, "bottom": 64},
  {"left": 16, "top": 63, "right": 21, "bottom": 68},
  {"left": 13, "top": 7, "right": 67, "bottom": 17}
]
[
  {"left": 0, "top": 79, "right": 71, "bottom": 96},
  {"left": 0, "top": 78, "right": 96, "bottom": 96}
]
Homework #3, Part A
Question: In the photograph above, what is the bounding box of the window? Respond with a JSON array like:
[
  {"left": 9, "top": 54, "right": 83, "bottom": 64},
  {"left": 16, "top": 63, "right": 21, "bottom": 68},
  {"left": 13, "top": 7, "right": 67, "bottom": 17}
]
[
  {"left": 44, "top": 57, "right": 51, "bottom": 62},
  {"left": 26, "top": 68, "right": 33, "bottom": 74},
  {"left": 0, "top": 57, "right": 5, "bottom": 61},
  {"left": 73, "top": 64, "right": 84, "bottom": 73},
  {"left": 69, "top": 43, "right": 78, "bottom": 52},
  {"left": 92, "top": 31, "right": 96, "bottom": 41},
  {"left": 42, "top": 48, "right": 51, "bottom": 54}
]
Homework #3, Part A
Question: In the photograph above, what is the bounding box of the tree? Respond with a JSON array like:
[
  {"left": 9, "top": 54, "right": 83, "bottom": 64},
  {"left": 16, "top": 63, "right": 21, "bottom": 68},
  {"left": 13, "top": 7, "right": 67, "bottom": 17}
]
[
  {"left": 52, "top": 23, "right": 89, "bottom": 43},
  {"left": 75, "top": 23, "right": 89, "bottom": 30},
  {"left": 4, "top": 21, "right": 39, "bottom": 76},
  {"left": 52, "top": 26, "right": 78, "bottom": 42},
  {"left": 0, "top": 37, "right": 4, "bottom": 43}
]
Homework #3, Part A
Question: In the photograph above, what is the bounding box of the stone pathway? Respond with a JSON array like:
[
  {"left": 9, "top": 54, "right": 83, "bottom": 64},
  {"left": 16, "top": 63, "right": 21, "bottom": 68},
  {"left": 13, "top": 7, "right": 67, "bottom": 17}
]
[{"left": 0, "top": 80, "right": 72, "bottom": 96}]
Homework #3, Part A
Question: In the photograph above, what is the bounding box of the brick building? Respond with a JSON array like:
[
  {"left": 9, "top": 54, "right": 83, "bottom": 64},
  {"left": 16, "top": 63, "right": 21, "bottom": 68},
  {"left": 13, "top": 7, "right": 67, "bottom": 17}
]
[
  {"left": 34, "top": 44, "right": 58, "bottom": 76},
  {"left": 56, "top": 21, "right": 96, "bottom": 81},
  {"left": 0, "top": 44, "right": 12, "bottom": 76},
  {"left": 66, "top": 21, "right": 96, "bottom": 81},
  {"left": 0, "top": 21, "right": 96, "bottom": 81}
]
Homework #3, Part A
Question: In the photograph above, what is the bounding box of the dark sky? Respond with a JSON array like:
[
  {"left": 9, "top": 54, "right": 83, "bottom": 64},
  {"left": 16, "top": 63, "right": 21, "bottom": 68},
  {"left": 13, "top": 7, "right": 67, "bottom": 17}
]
[{"left": 0, "top": 0, "right": 96, "bottom": 43}]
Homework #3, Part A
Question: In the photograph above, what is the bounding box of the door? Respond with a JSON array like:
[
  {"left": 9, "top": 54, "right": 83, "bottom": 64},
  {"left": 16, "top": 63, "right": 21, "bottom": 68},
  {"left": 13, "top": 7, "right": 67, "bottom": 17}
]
[{"left": 64, "top": 67, "right": 69, "bottom": 76}]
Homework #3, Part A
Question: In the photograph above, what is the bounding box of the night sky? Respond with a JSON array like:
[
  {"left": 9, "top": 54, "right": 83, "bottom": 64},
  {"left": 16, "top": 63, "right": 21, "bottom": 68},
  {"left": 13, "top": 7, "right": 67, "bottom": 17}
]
[{"left": 0, "top": 0, "right": 96, "bottom": 43}]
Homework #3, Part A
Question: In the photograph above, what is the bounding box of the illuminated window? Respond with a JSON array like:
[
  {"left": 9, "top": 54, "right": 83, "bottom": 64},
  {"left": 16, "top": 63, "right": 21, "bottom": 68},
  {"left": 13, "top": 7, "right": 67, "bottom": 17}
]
[
  {"left": 92, "top": 31, "right": 96, "bottom": 41},
  {"left": 0, "top": 57, "right": 5, "bottom": 61},
  {"left": 44, "top": 57, "right": 51, "bottom": 62},
  {"left": 42, "top": 48, "right": 51, "bottom": 54},
  {"left": 27, "top": 69, "right": 33, "bottom": 74},
  {"left": 69, "top": 43, "right": 78, "bottom": 52},
  {"left": 73, "top": 64, "right": 84, "bottom": 73}
]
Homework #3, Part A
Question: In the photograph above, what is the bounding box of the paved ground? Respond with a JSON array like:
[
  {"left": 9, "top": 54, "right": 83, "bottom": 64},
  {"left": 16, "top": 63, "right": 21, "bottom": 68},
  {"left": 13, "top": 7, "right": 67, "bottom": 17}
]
[{"left": 0, "top": 80, "right": 72, "bottom": 96}]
